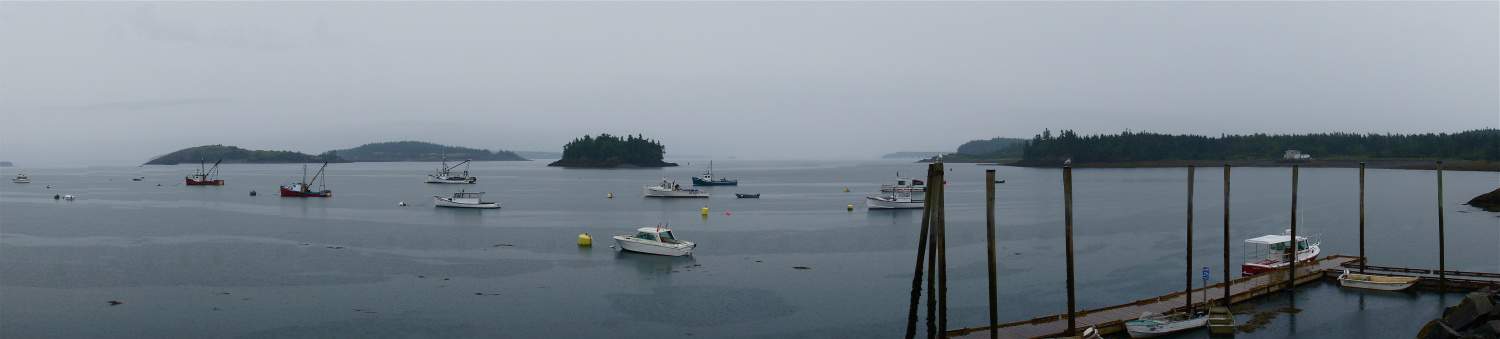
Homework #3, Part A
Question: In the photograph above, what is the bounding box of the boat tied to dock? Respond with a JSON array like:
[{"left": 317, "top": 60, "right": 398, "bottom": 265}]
[
  {"left": 1241, "top": 230, "right": 1320, "bottom": 276},
  {"left": 1337, "top": 269, "right": 1419, "bottom": 291}
]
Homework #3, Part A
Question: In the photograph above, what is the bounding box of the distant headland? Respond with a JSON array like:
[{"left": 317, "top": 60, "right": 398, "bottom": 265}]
[
  {"left": 882, "top": 152, "right": 948, "bottom": 159},
  {"left": 922, "top": 129, "right": 1500, "bottom": 172},
  {"left": 145, "top": 145, "right": 343, "bottom": 165},
  {"left": 547, "top": 134, "right": 677, "bottom": 168},
  {"left": 326, "top": 141, "right": 525, "bottom": 162},
  {"left": 0, "top": 161, "right": 12, "bottom": 167},
  {"left": 145, "top": 141, "right": 529, "bottom": 165}
]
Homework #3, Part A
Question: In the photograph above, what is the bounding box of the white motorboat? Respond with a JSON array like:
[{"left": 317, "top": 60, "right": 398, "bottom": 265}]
[
  {"left": 1126, "top": 312, "right": 1208, "bottom": 338},
  {"left": 613, "top": 226, "right": 695, "bottom": 256},
  {"left": 1337, "top": 269, "right": 1419, "bottom": 291},
  {"left": 12, "top": 173, "right": 30, "bottom": 183},
  {"left": 880, "top": 176, "right": 927, "bottom": 193},
  {"left": 1241, "top": 230, "right": 1321, "bottom": 276},
  {"left": 866, "top": 190, "right": 923, "bottom": 209},
  {"left": 433, "top": 191, "right": 500, "bottom": 209},
  {"left": 1046, "top": 327, "right": 1102, "bottom": 339},
  {"left": 643, "top": 179, "right": 709, "bottom": 198},
  {"left": 425, "top": 158, "right": 477, "bottom": 184}
]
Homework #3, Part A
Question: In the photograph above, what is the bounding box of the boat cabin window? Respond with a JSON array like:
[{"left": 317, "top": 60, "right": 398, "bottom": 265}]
[
  {"left": 634, "top": 232, "right": 657, "bottom": 241},
  {"left": 912, "top": 180, "right": 924, "bottom": 186},
  {"left": 897, "top": 180, "right": 906, "bottom": 186},
  {"left": 659, "top": 231, "right": 674, "bottom": 240}
]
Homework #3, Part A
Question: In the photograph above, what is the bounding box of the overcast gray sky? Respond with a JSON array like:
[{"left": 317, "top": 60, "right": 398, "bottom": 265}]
[{"left": 1, "top": 2, "right": 1495, "bottom": 166}]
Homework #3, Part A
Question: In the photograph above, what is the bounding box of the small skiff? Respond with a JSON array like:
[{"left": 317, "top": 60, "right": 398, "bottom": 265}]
[
  {"left": 734, "top": 193, "right": 760, "bottom": 199},
  {"left": 1126, "top": 312, "right": 1208, "bottom": 338},
  {"left": 1337, "top": 269, "right": 1419, "bottom": 291}
]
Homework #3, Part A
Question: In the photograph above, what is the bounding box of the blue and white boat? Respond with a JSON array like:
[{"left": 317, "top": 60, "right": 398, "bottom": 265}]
[{"left": 691, "top": 161, "right": 737, "bottom": 186}]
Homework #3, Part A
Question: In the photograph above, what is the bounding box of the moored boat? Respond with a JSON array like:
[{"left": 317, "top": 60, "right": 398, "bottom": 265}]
[
  {"left": 1126, "top": 311, "right": 1208, "bottom": 338},
  {"left": 185, "top": 159, "right": 225, "bottom": 186},
  {"left": 1337, "top": 269, "right": 1419, "bottom": 291},
  {"left": 691, "top": 161, "right": 737, "bottom": 186},
  {"left": 1240, "top": 230, "right": 1320, "bottom": 276},
  {"left": 613, "top": 225, "right": 695, "bottom": 256},
  {"left": 880, "top": 176, "right": 926, "bottom": 193},
  {"left": 866, "top": 190, "right": 923, "bottom": 209},
  {"left": 280, "top": 162, "right": 332, "bottom": 198},
  {"left": 433, "top": 190, "right": 500, "bottom": 209},
  {"left": 734, "top": 193, "right": 760, "bottom": 199},
  {"left": 11, "top": 173, "right": 30, "bottom": 183},
  {"left": 644, "top": 179, "right": 709, "bottom": 198},
  {"left": 425, "top": 158, "right": 477, "bottom": 184}
]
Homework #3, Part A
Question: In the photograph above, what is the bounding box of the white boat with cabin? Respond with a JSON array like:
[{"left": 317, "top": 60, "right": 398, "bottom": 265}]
[
  {"left": 1337, "top": 269, "right": 1419, "bottom": 291},
  {"left": 1241, "top": 230, "right": 1320, "bottom": 276},
  {"left": 880, "top": 177, "right": 926, "bottom": 193},
  {"left": 866, "top": 189, "right": 923, "bottom": 209},
  {"left": 1126, "top": 311, "right": 1208, "bottom": 338},
  {"left": 425, "top": 158, "right": 477, "bottom": 184},
  {"left": 643, "top": 179, "right": 709, "bottom": 198},
  {"left": 11, "top": 173, "right": 30, "bottom": 183},
  {"left": 433, "top": 190, "right": 500, "bottom": 209},
  {"left": 613, "top": 226, "right": 695, "bottom": 256}
]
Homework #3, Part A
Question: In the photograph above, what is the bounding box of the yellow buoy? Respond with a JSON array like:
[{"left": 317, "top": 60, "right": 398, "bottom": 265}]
[
  {"left": 843, "top": 187, "right": 850, "bottom": 193},
  {"left": 700, "top": 206, "right": 710, "bottom": 216},
  {"left": 577, "top": 233, "right": 593, "bottom": 247},
  {"left": 847, "top": 204, "right": 855, "bottom": 211}
]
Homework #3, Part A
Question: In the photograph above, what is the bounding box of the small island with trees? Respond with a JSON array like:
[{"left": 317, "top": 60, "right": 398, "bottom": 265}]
[
  {"left": 324, "top": 141, "right": 526, "bottom": 162},
  {"left": 145, "top": 145, "right": 342, "bottom": 165},
  {"left": 547, "top": 134, "right": 677, "bottom": 168}
]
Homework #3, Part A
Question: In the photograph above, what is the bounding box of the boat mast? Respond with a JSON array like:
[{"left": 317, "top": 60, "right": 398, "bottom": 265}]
[{"left": 309, "top": 162, "right": 328, "bottom": 189}]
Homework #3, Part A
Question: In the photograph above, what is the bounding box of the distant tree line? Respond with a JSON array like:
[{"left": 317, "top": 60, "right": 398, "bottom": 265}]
[
  {"left": 1017, "top": 129, "right": 1500, "bottom": 164},
  {"left": 324, "top": 141, "right": 525, "bottom": 162},
  {"left": 550, "top": 134, "right": 674, "bottom": 167},
  {"left": 146, "top": 145, "right": 341, "bottom": 165}
]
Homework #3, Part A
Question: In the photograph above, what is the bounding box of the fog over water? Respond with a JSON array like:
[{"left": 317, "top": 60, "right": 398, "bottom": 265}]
[{"left": 1, "top": 2, "right": 1496, "bottom": 166}]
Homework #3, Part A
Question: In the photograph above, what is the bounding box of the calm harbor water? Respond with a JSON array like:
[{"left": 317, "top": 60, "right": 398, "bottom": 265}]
[{"left": 1, "top": 160, "right": 1496, "bottom": 338}]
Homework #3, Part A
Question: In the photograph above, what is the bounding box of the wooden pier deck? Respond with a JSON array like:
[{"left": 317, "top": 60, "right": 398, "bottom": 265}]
[{"left": 950, "top": 255, "right": 1360, "bottom": 339}]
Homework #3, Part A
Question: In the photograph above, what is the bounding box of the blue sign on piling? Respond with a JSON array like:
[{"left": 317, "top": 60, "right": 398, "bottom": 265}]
[{"left": 1202, "top": 266, "right": 1211, "bottom": 281}]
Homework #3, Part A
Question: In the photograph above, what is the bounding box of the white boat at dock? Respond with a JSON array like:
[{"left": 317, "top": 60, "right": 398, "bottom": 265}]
[
  {"left": 643, "top": 179, "right": 709, "bottom": 198},
  {"left": 1241, "top": 230, "right": 1320, "bottom": 276},
  {"left": 425, "top": 158, "right": 477, "bottom": 184},
  {"left": 613, "top": 226, "right": 695, "bottom": 256},
  {"left": 1337, "top": 269, "right": 1419, "bottom": 291},
  {"left": 1125, "top": 311, "right": 1208, "bottom": 338},
  {"left": 11, "top": 173, "right": 30, "bottom": 183},
  {"left": 433, "top": 190, "right": 500, "bottom": 209}
]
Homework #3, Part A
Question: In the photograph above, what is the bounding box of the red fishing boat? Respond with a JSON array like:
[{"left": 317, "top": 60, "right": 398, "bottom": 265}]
[
  {"left": 280, "top": 162, "right": 332, "bottom": 198},
  {"left": 185, "top": 159, "right": 225, "bottom": 186}
]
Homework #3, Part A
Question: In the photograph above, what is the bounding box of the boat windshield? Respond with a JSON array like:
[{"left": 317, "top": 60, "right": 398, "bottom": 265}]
[
  {"left": 659, "top": 231, "right": 674, "bottom": 240},
  {"left": 634, "top": 232, "right": 657, "bottom": 241}
]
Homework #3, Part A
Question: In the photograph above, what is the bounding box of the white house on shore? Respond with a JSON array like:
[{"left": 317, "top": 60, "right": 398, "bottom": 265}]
[{"left": 1283, "top": 150, "right": 1312, "bottom": 161}]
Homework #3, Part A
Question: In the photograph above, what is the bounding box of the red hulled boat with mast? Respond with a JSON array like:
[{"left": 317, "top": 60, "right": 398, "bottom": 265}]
[
  {"left": 185, "top": 159, "right": 225, "bottom": 186},
  {"left": 280, "top": 162, "right": 332, "bottom": 198}
]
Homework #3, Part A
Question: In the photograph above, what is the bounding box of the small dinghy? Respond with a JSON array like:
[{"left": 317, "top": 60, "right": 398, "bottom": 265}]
[
  {"left": 734, "top": 193, "right": 760, "bottom": 199},
  {"left": 1126, "top": 311, "right": 1208, "bottom": 338},
  {"left": 1046, "top": 327, "right": 1102, "bottom": 339},
  {"left": 433, "top": 190, "right": 500, "bottom": 209},
  {"left": 613, "top": 225, "right": 695, "bottom": 256},
  {"left": 643, "top": 179, "right": 709, "bottom": 198},
  {"left": 1337, "top": 269, "right": 1419, "bottom": 291}
]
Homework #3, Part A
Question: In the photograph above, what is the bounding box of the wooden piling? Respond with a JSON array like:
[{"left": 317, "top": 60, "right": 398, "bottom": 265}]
[
  {"left": 1289, "top": 166, "right": 1298, "bottom": 291},
  {"left": 985, "top": 169, "right": 998, "bottom": 339},
  {"left": 935, "top": 164, "right": 948, "bottom": 338},
  {"left": 1359, "top": 162, "right": 1366, "bottom": 273},
  {"left": 904, "top": 168, "right": 938, "bottom": 339},
  {"left": 1222, "top": 164, "right": 1232, "bottom": 305},
  {"left": 1186, "top": 165, "right": 1195, "bottom": 313},
  {"left": 1063, "top": 165, "right": 1077, "bottom": 335},
  {"left": 926, "top": 223, "right": 937, "bottom": 339},
  {"left": 1437, "top": 161, "right": 1445, "bottom": 291}
]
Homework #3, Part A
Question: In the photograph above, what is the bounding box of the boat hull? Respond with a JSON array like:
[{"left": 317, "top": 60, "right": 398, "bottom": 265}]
[
  {"left": 1338, "top": 272, "right": 1418, "bottom": 291},
  {"left": 425, "top": 176, "right": 477, "bottom": 184},
  {"left": 1241, "top": 246, "right": 1320, "bottom": 276},
  {"left": 866, "top": 196, "right": 923, "bottom": 209},
  {"left": 691, "top": 177, "right": 738, "bottom": 186},
  {"left": 280, "top": 187, "right": 332, "bottom": 198},
  {"left": 433, "top": 196, "right": 500, "bottom": 209},
  {"left": 185, "top": 178, "right": 224, "bottom": 186},
  {"left": 11, "top": 179, "right": 29, "bottom": 184},
  {"left": 735, "top": 193, "right": 760, "bottom": 198},
  {"left": 1126, "top": 315, "right": 1208, "bottom": 338},
  {"left": 613, "top": 236, "right": 695, "bottom": 256},
  {"left": 643, "top": 186, "right": 709, "bottom": 198}
]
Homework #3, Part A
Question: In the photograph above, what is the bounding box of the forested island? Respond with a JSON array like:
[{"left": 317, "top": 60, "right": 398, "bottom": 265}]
[
  {"left": 547, "top": 134, "right": 676, "bottom": 168},
  {"left": 325, "top": 141, "right": 526, "bottom": 162},
  {"left": 145, "top": 145, "right": 342, "bottom": 165},
  {"left": 932, "top": 129, "right": 1500, "bottom": 171},
  {"left": 918, "top": 137, "right": 1027, "bottom": 162}
]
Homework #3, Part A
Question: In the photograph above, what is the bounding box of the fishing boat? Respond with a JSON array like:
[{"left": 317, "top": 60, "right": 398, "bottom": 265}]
[
  {"left": 734, "top": 193, "right": 760, "bottom": 199},
  {"left": 1125, "top": 312, "right": 1208, "bottom": 338},
  {"left": 613, "top": 225, "right": 695, "bottom": 256},
  {"left": 643, "top": 179, "right": 709, "bottom": 198},
  {"left": 185, "top": 159, "right": 225, "bottom": 186},
  {"left": 880, "top": 176, "right": 927, "bottom": 192},
  {"left": 866, "top": 189, "right": 924, "bottom": 209},
  {"left": 1240, "top": 230, "right": 1320, "bottom": 276},
  {"left": 433, "top": 190, "right": 500, "bottom": 209},
  {"left": 1337, "top": 269, "right": 1419, "bottom": 291},
  {"left": 425, "top": 158, "right": 477, "bottom": 184},
  {"left": 280, "top": 162, "right": 332, "bottom": 198},
  {"left": 691, "top": 161, "right": 737, "bottom": 186},
  {"left": 11, "top": 173, "right": 30, "bottom": 183}
]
